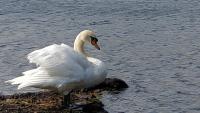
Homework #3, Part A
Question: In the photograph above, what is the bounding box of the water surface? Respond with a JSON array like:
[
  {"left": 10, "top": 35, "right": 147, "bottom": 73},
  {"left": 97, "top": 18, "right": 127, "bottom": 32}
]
[{"left": 1, "top": 0, "right": 200, "bottom": 113}]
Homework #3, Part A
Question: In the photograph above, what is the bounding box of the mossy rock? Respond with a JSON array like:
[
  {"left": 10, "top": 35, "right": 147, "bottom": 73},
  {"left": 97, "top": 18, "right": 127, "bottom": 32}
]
[{"left": 0, "top": 78, "right": 128, "bottom": 113}]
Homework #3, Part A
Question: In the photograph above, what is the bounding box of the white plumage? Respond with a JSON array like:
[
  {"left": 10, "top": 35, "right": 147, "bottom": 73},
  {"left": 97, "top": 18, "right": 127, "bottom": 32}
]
[{"left": 6, "top": 30, "right": 107, "bottom": 94}]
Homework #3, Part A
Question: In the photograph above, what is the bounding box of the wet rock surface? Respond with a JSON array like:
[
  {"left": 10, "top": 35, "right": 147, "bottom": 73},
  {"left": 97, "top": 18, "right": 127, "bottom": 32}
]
[{"left": 0, "top": 78, "right": 128, "bottom": 113}]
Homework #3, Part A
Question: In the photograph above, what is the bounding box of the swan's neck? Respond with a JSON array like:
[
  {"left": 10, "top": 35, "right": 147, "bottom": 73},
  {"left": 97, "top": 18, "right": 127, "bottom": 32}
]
[{"left": 74, "top": 36, "right": 90, "bottom": 57}]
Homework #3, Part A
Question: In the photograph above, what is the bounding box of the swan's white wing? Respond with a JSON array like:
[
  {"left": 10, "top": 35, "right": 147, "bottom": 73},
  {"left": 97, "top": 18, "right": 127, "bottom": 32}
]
[
  {"left": 28, "top": 44, "right": 89, "bottom": 69},
  {"left": 7, "top": 44, "right": 92, "bottom": 91}
]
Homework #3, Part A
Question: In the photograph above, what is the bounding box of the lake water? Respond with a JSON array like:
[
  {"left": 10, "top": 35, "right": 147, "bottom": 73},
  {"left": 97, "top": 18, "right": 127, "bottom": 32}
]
[{"left": 1, "top": 0, "right": 200, "bottom": 113}]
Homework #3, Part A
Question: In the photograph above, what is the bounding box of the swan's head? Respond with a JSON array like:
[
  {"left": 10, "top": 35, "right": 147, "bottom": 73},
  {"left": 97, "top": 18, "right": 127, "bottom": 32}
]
[{"left": 79, "top": 30, "right": 100, "bottom": 50}]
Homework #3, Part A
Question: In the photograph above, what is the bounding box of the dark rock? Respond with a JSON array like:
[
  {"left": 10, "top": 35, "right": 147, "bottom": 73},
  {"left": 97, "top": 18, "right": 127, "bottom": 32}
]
[
  {"left": 82, "top": 101, "right": 108, "bottom": 113},
  {"left": 88, "top": 78, "right": 128, "bottom": 91}
]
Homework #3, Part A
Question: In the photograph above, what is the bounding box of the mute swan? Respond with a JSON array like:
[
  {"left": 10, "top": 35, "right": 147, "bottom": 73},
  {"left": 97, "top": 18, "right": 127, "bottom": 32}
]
[{"left": 6, "top": 30, "right": 107, "bottom": 106}]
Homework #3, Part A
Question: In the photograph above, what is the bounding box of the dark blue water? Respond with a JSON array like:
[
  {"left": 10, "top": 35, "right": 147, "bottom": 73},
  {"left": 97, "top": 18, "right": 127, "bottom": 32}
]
[{"left": 1, "top": 0, "right": 200, "bottom": 112}]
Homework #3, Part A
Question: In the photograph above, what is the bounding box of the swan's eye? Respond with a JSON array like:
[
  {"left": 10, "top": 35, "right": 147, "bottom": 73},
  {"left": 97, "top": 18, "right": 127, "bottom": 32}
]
[
  {"left": 90, "top": 36, "right": 98, "bottom": 43},
  {"left": 90, "top": 36, "right": 100, "bottom": 50}
]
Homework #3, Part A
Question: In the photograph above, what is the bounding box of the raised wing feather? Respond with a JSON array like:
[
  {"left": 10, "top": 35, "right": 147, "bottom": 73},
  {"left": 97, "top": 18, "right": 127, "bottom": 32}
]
[{"left": 28, "top": 44, "right": 89, "bottom": 69}]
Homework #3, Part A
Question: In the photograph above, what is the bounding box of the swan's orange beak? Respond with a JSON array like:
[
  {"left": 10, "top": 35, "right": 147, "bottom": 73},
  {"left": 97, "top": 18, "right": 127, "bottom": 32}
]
[{"left": 91, "top": 40, "right": 100, "bottom": 50}]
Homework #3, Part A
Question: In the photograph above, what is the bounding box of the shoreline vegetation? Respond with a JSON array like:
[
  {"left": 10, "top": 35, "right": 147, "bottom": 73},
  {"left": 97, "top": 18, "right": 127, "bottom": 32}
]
[{"left": 0, "top": 78, "right": 128, "bottom": 113}]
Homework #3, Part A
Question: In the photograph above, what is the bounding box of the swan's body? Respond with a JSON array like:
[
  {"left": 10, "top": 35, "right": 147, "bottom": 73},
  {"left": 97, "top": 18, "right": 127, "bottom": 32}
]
[{"left": 6, "top": 30, "right": 107, "bottom": 94}]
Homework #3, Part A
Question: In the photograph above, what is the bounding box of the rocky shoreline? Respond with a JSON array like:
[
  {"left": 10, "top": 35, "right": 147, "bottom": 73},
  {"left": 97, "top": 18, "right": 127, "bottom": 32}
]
[{"left": 0, "top": 78, "right": 128, "bottom": 113}]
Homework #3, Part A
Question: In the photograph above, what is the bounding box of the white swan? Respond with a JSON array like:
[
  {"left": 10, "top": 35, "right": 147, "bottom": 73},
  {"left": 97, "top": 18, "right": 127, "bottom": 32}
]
[{"left": 6, "top": 30, "right": 107, "bottom": 106}]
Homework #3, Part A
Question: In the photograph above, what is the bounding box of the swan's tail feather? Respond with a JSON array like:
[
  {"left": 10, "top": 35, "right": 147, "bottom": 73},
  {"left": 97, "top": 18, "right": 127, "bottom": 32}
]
[
  {"left": 5, "top": 76, "right": 26, "bottom": 85},
  {"left": 5, "top": 68, "right": 54, "bottom": 89}
]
